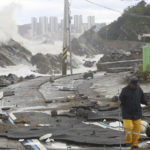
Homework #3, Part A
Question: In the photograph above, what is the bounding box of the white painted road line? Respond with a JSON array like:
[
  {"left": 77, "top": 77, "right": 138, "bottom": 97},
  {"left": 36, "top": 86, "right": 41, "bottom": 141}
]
[
  {"left": 9, "top": 112, "right": 17, "bottom": 120},
  {"left": 32, "top": 139, "right": 47, "bottom": 150}
]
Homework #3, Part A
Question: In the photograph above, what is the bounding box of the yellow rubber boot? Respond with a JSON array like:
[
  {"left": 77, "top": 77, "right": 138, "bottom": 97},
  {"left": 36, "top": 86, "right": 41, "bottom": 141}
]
[
  {"left": 132, "top": 119, "right": 141, "bottom": 147},
  {"left": 123, "top": 120, "right": 133, "bottom": 144}
]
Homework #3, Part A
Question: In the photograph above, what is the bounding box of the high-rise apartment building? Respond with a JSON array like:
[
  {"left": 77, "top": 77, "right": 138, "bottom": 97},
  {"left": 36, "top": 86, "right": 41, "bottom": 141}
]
[
  {"left": 31, "top": 17, "right": 38, "bottom": 37},
  {"left": 39, "top": 17, "right": 45, "bottom": 35},
  {"left": 74, "top": 15, "right": 83, "bottom": 33},
  {"left": 49, "top": 17, "right": 58, "bottom": 33},
  {"left": 87, "top": 16, "right": 95, "bottom": 29}
]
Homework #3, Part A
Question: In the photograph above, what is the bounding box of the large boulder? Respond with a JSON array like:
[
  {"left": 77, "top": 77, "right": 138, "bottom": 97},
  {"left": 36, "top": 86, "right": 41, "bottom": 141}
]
[
  {"left": 83, "top": 71, "right": 94, "bottom": 79},
  {"left": 31, "top": 53, "right": 61, "bottom": 74},
  {"left": 83, "top": 61, "right": 95, "bottom": 68}
]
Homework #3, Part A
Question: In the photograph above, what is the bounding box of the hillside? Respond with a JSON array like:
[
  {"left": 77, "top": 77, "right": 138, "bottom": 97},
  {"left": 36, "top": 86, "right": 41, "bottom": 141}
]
[
  {"left": 99, "top": 1, "right": 150, "bottom": 41},
  {"left": 71, "top": 28, "right": 100, "bottom": 56},
  {"left": 71, "top": 1, "right": 150, "bottom": 57},
  {"left": 0, "top": 39, "right": 32, "bottom": 67},
  {"left": 71, "top": 27, "right": 146, "bottom": 57}
]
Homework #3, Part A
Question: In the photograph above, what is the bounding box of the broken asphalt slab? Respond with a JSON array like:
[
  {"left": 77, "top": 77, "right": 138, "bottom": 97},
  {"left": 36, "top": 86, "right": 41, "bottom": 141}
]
[
  {"left": 1, "top": 112, "right": 150, "bottom": 147},
  {"left": 47, "top": 148, "right": 150, "bottom": 150},
  {"left": 87, "top": 109, "right": 121, "bottom": 121},
  {"left": 0, "top": 123, "right": 149, "bottom": 147},
  {"left": 1, "top": 112, "right": 126, "bottom": 146},
  {"left": 0, "top": 124, "right": 125, "bottom": 146},
  {"left": 3, "top": 91, "right": 15, "bottom": 97}
]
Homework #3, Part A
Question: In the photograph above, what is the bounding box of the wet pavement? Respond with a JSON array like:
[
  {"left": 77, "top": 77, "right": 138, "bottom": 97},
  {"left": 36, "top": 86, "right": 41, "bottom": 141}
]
[
  {"left": 0, "top": 72, "right": 150, "bottom": 149},
  {"left": 2, "top": 76, "right": 49, "bottom": 108},
  {"left": 40, "top": 75, "right": 77, "bottom": 103},
  {"left": 0, "top": 137, "right": 26, "bottom": 150}
]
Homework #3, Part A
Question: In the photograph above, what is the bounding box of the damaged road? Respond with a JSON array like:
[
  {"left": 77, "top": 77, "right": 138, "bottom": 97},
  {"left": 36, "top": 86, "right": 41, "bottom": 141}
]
[{"left": 0, "top": 72, "right": 150, "bottom": 149}]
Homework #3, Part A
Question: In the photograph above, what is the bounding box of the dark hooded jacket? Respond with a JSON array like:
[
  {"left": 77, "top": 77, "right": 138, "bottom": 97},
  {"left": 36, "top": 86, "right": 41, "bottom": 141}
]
[{"left": 119, "top": 85, "right": 147, "bottom": 120}]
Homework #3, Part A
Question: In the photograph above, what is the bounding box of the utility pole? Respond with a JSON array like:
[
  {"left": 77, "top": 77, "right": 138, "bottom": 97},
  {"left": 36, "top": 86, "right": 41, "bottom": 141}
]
[
  {"left": 62, "top": 0, "right": 70, "bottom": 76},
  {"left": 69, "top": 3, "right": 73, "bottom": 75}
]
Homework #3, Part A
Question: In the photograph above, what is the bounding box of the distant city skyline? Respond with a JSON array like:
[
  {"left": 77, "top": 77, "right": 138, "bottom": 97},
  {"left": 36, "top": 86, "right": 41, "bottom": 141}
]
[
  {"left": 31, "top": 15, "right": 97, "bottom": 25},
  {"left": 31, "top": 15, "right": 103, "bottom": 38}
]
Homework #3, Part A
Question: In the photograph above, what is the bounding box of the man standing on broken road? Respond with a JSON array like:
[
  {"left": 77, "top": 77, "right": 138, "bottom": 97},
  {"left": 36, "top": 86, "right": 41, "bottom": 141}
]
[{"left": 118, "top": 77, "right": 150, "bottom": 149}]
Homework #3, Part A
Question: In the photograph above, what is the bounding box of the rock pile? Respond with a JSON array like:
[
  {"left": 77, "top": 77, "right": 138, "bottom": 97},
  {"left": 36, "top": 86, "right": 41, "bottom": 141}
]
[
  {"left": 97, "top": 49, "right": 142, "bottom": 73},
  {"left": 0, "top": 74, "right": 19, "bottom": 87},
  {"left": 100, "top": 50, "right": 132, "bottom": 63},
  {"left": 0, "top": 74, "right": 37, "bottom": 87}
]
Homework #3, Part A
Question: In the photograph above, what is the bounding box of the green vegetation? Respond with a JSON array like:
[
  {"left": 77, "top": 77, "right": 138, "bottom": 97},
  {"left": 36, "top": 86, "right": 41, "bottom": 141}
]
[
  {"left": 99, "top": 1, "right": 150, "bottom": 41},
  {"left": 136, "top": 64, "right": 150, "bottom": 81}
]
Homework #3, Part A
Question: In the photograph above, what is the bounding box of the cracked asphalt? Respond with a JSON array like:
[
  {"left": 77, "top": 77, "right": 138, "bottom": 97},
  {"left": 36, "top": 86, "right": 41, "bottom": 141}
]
[{"left": 0, "top": 72, "right": 150, "bottom": 149}]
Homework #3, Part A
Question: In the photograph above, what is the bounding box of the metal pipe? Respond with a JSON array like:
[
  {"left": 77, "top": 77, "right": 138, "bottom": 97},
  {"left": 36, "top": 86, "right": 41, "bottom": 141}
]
[{"left": 118, "top": 90, "right": 122, "bottom": 150}]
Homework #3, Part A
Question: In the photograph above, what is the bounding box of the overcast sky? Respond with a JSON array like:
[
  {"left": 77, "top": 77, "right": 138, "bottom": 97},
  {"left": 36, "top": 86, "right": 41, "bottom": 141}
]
[{"left": 0, "top": 0, "right": 150, "bottom": 25}]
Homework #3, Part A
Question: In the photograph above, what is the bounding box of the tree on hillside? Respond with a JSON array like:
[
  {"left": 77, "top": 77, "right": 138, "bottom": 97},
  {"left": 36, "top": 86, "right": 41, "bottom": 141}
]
[{"left": 98, "top": 0, "right": 150, "bottom": 41}]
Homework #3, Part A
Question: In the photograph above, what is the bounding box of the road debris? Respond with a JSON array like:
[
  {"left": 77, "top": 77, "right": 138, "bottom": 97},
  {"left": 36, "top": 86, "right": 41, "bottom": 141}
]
[
  {"left": 0, "top": 73, "right": 150, "bottom": 149},
  {"left": 14, "top": 117, "right": 31, "bottom": 125}
]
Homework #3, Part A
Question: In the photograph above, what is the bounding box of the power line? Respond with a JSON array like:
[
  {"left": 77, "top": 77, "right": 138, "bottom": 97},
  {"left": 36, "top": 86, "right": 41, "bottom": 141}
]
[
  {"left": 85, "top": 0, "right": 150, "bottom": 19},
  {"left": 85, "top": 0, "right": 122, "bottom": 13}
]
